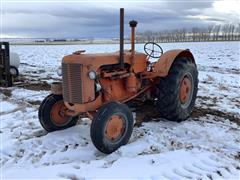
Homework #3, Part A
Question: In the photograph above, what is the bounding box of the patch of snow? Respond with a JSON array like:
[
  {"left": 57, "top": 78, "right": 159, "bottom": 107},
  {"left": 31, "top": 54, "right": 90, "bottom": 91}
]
[
  {"left": 3, "top": 149, "right": 239, "bottom": 179},
  {"left": 11, "top": 88, "right": 49, "bottom": 102},
  {"left": 0, "top": 101, "right": 18, "bottom": 114}
]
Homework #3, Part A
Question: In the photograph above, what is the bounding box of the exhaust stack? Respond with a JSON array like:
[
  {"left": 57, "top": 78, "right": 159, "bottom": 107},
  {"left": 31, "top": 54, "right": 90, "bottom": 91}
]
[
  {"left": 129, "top": 20, "right": 138, "bottom": 58},
  {"left": 119, "top": 8, "right": 124, "bottom": 69}
]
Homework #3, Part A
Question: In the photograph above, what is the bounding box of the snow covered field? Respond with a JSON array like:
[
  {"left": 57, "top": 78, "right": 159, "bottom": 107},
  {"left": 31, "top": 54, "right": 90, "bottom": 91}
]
[{"left": 1, "top": 41, "right": 239, "bottom": 179}]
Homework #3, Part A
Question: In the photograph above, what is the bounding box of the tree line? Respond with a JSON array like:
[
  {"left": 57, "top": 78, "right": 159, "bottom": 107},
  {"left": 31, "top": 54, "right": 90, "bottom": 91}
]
[{"left": 136, "top": 24, "right": 240, "bottom": 43}]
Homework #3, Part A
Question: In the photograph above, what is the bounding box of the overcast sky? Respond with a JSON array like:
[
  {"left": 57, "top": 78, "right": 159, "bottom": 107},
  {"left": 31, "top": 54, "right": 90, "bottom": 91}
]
[{"left": 1, "top": 0, "right": 240, "bottom": 38}]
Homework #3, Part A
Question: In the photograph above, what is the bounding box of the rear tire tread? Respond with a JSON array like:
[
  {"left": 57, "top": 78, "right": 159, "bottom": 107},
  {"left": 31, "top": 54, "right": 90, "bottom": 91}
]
[{"left": 156, "top": 57, "right": 198, "bottom": 121}]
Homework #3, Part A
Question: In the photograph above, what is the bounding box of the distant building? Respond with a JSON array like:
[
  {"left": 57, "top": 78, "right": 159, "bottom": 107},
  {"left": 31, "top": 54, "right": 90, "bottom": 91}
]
[
  {"left": 53, "top": 39, "right": 67, "bottom": 42},
  {"left": 35, "top": 40, "right": 45, "bottom": 43}
]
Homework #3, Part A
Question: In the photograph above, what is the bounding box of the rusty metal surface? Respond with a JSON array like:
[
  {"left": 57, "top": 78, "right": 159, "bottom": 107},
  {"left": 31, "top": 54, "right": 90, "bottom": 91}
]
[
  {"left": 129, "top": 20, "right": 138, "bottom": 60},
  {"left": 64, "top": 92, "right": 102, "bottom": 113},
  {"left": 131, "top": 27, "right": 135, "bottom": 58},
  {"left": 102, "top": 70, "right": 127, "bottom": 78},
  {"left": 62, "top": 51, "right": 147, "bottom": 73},
  {"left": 73, "top": 50, "right": 86, "bottom": 55},
  {"left": 51, "top": 82, "right": 62, "bottom": 95},
  {"left": 180, "top": 76, "right": 192, "bottom": 104},
  {"left": 153, "top": 49, "right": 195, "bottom": 77},
  {"left": 62, "top": 63, "right": 83, "bottom": 103},
  {"left": 105, "top": 114, "right": 125, "bottom": 141},
  {"left": 100, "top": 78, "right": 135, "bottom": 102},
  {"left": 126, "top": 73, "right": 139, "bottom": 93},
  {"left": 50, "top": 100, "right": 70, "bottom": 126},
  {"left": 62, "top": 63, "right": 95, "bottom": 104},
  {"left": 119, "top": 8, "right": 124, "bottom": 69},
  {"left": 122, "top": 85, "right": 151, "bottom": 103}
]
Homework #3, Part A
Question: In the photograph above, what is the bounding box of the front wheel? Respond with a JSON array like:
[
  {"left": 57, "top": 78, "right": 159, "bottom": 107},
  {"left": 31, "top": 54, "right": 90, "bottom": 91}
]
[
  {"left": 38, "top": 94, "right": 78, "bottom": 132},
  {"left": 90, "top": 102, "right": 134, "bottom": 154},
  {"left": 156, "top": 57, "right": 198, "bottom": 121}
]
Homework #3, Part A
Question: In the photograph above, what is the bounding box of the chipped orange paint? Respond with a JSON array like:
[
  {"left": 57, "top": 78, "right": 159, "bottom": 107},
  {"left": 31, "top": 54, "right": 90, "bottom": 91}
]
[
  {"left": 50, "top": 101, "right": 70, "bottom": 126},
  {"left": 179, "top": 76, "right": 192, "bottom": 104},
  {"left": 153, "top": 49, "right": 195, "bottom": 77},
  {"left": 105, "top": 115, "right": 125, "bottom": 141},
  {"left": 51, "top": 82, "right": 62, "bottom": 95},
  {"left": 64, "top": 92, "right": 103, "bottom": 113},
  {"left": 62, "top": 50, "right": 147, "bottom": 73},
  {"left": 126, "top": 73, "right": 140, "bottom": 93},
  {"left": 100, "top": 78, "right": 135, "bottom": 102}
]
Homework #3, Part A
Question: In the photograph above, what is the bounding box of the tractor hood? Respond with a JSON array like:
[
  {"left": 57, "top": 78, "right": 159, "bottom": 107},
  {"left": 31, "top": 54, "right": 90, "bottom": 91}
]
[
  {"left": 62, "top": 52, "right": 120, "bottom": 70},
  {"left": 62, "top": 51, "right": 147, "bottom": 72}
]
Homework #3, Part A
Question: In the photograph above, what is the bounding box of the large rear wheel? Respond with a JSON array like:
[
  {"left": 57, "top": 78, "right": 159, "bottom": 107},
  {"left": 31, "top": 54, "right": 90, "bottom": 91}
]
[
  {"left": 38, "top": 94, "right": 78, "bottom": 132},
  {"left": 156, "top": 57, "right": 198, "bottom": 121},
  {"left": 90, "top": 102, "right": 134, "bottom": 154}
]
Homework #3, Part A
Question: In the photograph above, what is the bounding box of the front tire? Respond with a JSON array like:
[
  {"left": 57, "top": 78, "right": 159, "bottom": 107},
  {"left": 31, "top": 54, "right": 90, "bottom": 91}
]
[
  {"left": 156, "top": 57, "right": 198, "bottom": 121},
  {"left": 90, "top": 102, "right": 134, "bottom": 154},
  {"left": 38, "top": 94, "right": 78, "bottom": 132}
]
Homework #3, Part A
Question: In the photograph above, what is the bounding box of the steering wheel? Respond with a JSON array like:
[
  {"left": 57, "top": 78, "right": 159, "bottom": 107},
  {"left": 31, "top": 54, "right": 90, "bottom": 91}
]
[{"left": 144, "top": 42, "right": 163, "bottom": 58}]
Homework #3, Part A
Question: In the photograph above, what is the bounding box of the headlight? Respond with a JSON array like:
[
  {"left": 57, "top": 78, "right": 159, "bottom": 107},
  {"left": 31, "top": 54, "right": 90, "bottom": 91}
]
[
  {"left": 88, "top": 70, "right": 97, "bottom": 80},
  {"left": 57, "top": 67, "right": 62, "bottom": 76}
]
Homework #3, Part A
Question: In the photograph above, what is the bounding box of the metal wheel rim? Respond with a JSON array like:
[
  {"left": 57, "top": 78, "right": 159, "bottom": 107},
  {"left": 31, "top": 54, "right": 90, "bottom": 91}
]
[
  {"left": 179, "top": 73, "right": 194, "bottom": 108},
  {"left": 104, "top": 114, "right": 126, "bottom": 142},
  {"left": 50, "top": 101, "right": 71, "bottom": 126}
]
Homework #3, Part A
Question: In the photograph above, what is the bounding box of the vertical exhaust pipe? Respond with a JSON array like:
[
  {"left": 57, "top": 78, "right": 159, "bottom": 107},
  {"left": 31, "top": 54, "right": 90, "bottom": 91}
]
[
  {"left": 129, "top": 20, "right": 138, "bottom": 58},
  {"left": 119, "top": 8, "right": 124, "bottom": 69}
]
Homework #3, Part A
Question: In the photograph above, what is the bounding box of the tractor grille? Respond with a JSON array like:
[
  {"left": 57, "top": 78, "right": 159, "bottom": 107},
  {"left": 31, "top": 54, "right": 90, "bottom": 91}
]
[{"left": 62, "top": 63, "right": 83, "bottom": 103}]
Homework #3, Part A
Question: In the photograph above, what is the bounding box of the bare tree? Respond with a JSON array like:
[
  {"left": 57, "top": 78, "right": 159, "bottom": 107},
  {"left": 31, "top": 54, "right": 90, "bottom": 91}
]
[
  {"left": 236, "top": 23, "right": 240, "bottom": 40},
  {"left": 229, "top": 24, "right": 235, "bottom": 41},
  {"left": 222, "top": 24, "right": 229, "bottom": 41},
  {"left": 207, "top": 25, "right": 214, "bottom": 41},
  {"left": 135, "top": 23, "right": 238, "bottom": 43},
  {"left": 212, "top": 25, "right": 221, "bottom": 41}
]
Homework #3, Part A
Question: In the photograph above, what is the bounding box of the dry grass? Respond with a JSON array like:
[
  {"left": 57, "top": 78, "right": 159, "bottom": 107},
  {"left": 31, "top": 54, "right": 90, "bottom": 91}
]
[
  {"left": 205, "top": 75, "right": 215, "bottom": 81},
  {"left": 0, "top": 88, "right": 12, "bottom": 97},
  {"left": 218, "top": 83, "right": 229, "bottom": 91}
]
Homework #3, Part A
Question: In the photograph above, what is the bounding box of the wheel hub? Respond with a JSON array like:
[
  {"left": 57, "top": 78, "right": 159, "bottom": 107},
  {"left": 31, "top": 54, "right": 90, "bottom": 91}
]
[
  {"left": 105, "top": 115, "right": 124, "bottom": 141},
  {"left": 180, "top": 75, "right": 192, "bottom": 105},
  {"left": 50, "top": 101, "right": 70, "bottom": 126}
]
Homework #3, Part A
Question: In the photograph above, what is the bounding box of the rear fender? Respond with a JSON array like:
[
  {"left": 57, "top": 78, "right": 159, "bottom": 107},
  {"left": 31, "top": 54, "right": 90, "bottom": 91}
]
[{"left": 153, "top": 49, "right": 195, "bottom": 77}]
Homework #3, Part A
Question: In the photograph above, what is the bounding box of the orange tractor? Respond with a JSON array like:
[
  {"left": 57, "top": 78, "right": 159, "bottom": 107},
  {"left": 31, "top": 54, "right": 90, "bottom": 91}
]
[{"left": 39, "top": 9, "right": 198, "bottom": 154}]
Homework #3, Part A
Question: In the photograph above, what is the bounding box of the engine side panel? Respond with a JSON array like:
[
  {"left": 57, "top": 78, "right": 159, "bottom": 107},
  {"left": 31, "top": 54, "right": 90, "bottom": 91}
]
[
  {"left": 132, "top": 53, "right": 147, "bottom": 73},
  {"left": 100, "top": 78, "right": 135, "bottom": 102}
]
